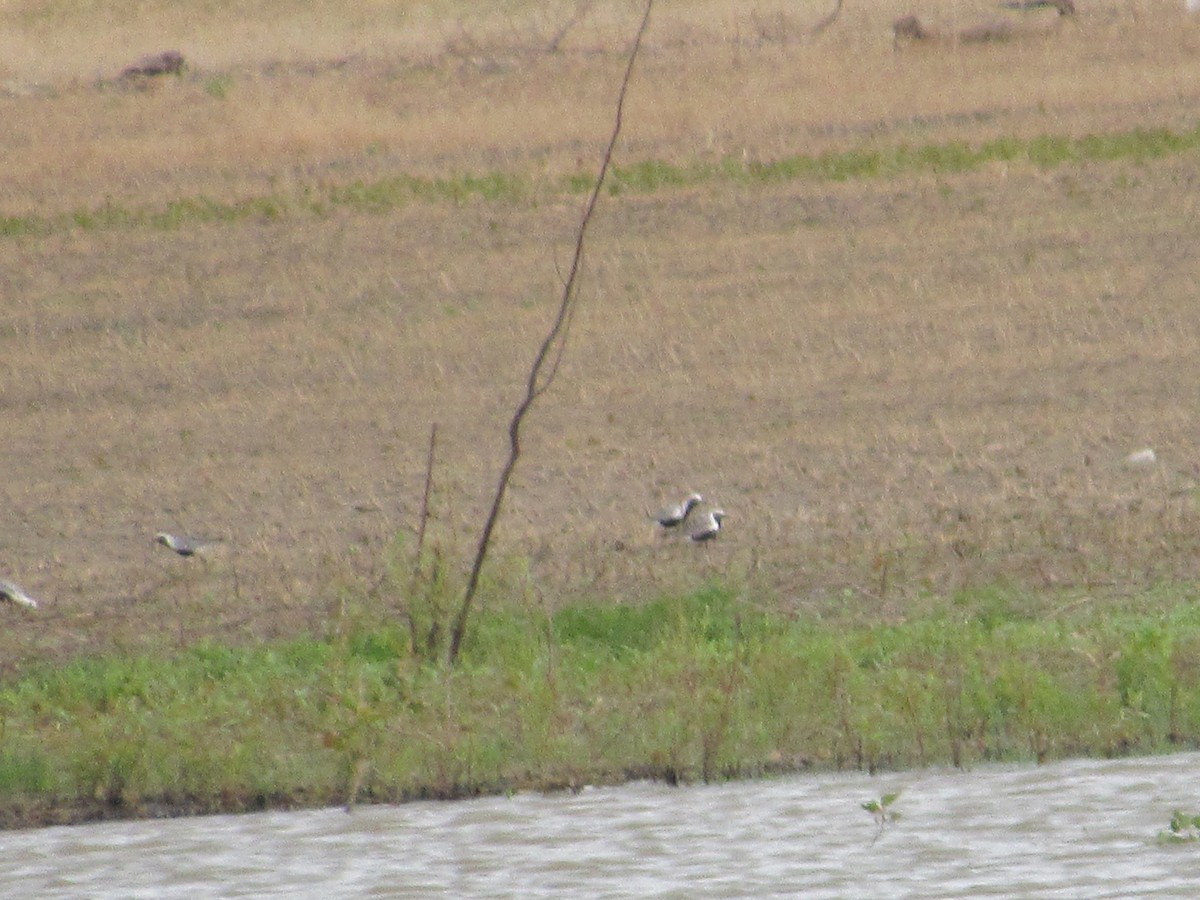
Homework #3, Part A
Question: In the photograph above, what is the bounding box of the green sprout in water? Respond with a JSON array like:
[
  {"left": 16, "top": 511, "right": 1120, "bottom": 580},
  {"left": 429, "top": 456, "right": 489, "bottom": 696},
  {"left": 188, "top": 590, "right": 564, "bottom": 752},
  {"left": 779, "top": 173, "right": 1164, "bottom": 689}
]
[
  {"left": 862, "top": 791, "right": 902, "bottom": 844},
  {"left": 1158, "top": 811, "right": 1200, "bottom": 844}
]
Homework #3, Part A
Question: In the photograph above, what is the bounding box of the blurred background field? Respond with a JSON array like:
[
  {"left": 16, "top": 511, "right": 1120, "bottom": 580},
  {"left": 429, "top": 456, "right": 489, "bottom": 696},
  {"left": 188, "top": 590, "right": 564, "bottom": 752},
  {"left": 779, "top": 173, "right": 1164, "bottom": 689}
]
[{"left": 2, "top": 0, "right": 1200, "bottom": 671}]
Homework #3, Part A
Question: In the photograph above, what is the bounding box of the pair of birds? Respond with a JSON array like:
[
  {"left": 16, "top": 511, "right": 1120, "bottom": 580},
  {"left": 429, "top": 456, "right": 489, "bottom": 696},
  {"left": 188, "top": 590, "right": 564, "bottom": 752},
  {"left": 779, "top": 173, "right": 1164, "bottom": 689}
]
[
  {"left": 1, "top": 532, "right": 220, "bottom": 613},
  {"left": 651, "top": 493, "right": 727, "bottom": 542}
]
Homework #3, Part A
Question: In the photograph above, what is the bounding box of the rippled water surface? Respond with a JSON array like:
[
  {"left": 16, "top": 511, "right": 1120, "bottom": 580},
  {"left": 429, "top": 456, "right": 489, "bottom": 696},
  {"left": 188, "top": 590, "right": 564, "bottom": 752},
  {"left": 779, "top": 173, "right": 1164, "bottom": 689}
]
[{"left": 4, "top": 752, "right": 1200, "bottom": 898}]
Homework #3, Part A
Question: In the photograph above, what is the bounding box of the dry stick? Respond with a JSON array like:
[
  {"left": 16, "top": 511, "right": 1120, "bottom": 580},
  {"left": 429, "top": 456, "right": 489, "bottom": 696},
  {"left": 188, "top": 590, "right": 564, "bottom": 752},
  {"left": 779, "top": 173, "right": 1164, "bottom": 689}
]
[
  {"left": 415, "top": 423, "right": 438, "bottom": 563},
  {"left": 446, "top": 0, "right": 656, "bottom": 667},
  {"left": 547, "top": 0, "right": 601, "bottom": 53},
  {"left": 407, "top": 422, "right": 438, "bottom": 653},
  {"left": 806, "top": 0, "right": 844, "bottom": 38},
  {"left": 345, "top": 757, "right": 371, "bottom": 813},
  {"left": 365, "top": 421, "right": 439, "bottom": 612}
]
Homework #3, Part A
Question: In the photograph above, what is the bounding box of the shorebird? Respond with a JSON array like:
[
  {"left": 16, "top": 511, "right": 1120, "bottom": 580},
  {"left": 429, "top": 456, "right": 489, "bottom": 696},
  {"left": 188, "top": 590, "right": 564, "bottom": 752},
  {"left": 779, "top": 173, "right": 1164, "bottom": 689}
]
[
  {"left": 0, "top": 578, "right": 39, "bottom": 609},
  {"left": 649, "top": 493, "right": 703, "bottom": 529},
  {"left": 688, "top": 509, "right": 727, "bottom": 543},
  {"left": 155, "top": 532, "right": 220, "bottom": 558}
]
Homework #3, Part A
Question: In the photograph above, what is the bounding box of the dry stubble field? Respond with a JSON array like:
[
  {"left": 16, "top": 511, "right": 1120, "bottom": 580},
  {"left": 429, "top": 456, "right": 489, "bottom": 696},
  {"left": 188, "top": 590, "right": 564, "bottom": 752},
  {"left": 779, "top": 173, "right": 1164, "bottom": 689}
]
[{"left": 2, "top": 0, "right": 1200, "bottom": 673}]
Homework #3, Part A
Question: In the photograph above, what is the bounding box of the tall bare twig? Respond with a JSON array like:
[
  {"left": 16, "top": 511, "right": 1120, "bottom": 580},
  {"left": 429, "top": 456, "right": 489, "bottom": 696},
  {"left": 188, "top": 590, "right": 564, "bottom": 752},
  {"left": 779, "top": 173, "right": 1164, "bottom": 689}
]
[
  {"left": 403, "top": 422, "right": 438, "bottom": 654},
  {"left": 366, "top": 420, "right": 437, "bottom": 617},
  {"left": 446, "top": 0, "right": 655, "bottom": 666},
  {"left": 415, "top": 423, "right": 438, "bottom": 563}
]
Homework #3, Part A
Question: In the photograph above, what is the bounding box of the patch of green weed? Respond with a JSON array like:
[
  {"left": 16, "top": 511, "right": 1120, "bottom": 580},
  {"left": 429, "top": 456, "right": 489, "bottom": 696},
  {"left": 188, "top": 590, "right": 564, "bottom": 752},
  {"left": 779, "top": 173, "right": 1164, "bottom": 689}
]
[
  {"left": 7, "top": 580, "right": 1200, "bottom": 825},
  {"left": 10, "top": 122, "right": 1200, "bottom": 239}
]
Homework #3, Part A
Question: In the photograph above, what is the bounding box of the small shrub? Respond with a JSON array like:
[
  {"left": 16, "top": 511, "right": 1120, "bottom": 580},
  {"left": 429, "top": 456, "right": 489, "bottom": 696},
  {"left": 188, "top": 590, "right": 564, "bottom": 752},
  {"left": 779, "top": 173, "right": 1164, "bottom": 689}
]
[
  {"left": 862, "top": 791, "right": 902, "bottom": 844},
  {"left": 1158, "top": 810, "right": 1200, "bottom": 844},
  {"left": 203, "top": 75, "right": 232, "bottom": 100}
]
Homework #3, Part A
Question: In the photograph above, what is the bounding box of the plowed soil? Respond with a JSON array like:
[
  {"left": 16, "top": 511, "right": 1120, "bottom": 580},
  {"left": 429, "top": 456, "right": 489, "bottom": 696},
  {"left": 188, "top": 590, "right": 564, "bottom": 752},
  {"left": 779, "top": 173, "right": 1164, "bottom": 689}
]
[{"left": 3, "top": 0, "right": 1200, "bottom": 672}]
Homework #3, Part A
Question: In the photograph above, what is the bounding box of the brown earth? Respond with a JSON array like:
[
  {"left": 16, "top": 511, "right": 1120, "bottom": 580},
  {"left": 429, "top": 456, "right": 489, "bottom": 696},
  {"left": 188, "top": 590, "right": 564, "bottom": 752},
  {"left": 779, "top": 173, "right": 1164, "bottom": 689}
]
[{"left": 2, "top": 0, "right": 1200, "bottom": 674}]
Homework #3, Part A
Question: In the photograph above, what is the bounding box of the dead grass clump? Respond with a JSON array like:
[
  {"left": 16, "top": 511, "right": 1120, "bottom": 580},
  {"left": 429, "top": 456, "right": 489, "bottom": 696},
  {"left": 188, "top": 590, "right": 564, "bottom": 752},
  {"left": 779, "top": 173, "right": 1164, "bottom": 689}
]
[
  {"left": 1002, "top": 0, "right": 1076, "bottom": 14},
  {"left": 893, "top": 4, "right": 1074, "bottom": 50}
]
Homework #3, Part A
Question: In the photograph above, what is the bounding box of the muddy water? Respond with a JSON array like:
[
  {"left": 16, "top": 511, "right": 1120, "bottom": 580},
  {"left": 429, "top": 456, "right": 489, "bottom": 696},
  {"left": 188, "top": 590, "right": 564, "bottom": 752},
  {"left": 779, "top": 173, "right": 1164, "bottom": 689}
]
[{"left": 4, "top": 752, "right": 1199, "bottom": 898}]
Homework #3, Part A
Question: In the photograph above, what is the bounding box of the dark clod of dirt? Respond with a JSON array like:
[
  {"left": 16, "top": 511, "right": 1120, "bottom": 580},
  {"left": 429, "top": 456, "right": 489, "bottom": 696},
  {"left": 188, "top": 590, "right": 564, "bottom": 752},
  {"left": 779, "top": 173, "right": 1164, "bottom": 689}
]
[{"left": 120, "top": 50, "right": 185, "bottom": 79}]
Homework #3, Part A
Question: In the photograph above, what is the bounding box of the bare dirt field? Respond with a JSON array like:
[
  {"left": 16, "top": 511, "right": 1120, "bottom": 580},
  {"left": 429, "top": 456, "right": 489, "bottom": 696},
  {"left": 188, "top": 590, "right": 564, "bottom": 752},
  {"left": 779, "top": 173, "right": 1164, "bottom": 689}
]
[{"left": 2, "top": 0, "right": 1200, "bottom": 673}]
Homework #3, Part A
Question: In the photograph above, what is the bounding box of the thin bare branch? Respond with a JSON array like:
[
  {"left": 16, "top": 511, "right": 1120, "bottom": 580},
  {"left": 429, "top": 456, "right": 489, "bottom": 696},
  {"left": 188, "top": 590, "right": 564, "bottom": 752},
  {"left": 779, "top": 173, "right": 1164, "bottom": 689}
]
[
  {"left": 547, "top": 0, "right": 601, "bottom": 53},
  {"left": 538, "top": 254, "right": 584, "bottom": 397},
  {"left": 415, "top": 423, "right": 438, "bottom": 563},
  {"left": 446, "top": 0, "right": 655, "bottom": 666},
  {"left": 806, "top": 0, "right": 844, "bottom": 39},
  {"left": 404, "top": 422, "right": 438, "bottom": 654}
]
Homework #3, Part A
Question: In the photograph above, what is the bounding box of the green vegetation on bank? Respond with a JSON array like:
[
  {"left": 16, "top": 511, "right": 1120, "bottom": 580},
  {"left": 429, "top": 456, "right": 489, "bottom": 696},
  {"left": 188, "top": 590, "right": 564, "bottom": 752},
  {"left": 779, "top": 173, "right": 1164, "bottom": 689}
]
[
  {"left": 1159, "top": 810, "right": 1200, "bottom": 844},
  {"left": 3, "top": 122, "right": 1199, "bottom": 239},
  {"left": 4, "top": 581, "right": 1200, "bottom": 827}
]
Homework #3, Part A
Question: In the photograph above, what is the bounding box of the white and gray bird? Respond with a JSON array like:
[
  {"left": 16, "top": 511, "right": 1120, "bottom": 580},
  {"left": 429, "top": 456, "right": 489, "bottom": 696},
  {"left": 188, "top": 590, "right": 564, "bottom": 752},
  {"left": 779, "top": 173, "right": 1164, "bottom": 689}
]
[
  {"left": 155, "top": 532, "right": 220, "bottom": 557},
  {"left": 649, "top": 493, "right": 703, "bottom": 529},
  {"left": 688, "top": 509, "right": 727, "bottom": 543},
  {"left": 0, "top": 578, "right": 39, "bottom": 609}
]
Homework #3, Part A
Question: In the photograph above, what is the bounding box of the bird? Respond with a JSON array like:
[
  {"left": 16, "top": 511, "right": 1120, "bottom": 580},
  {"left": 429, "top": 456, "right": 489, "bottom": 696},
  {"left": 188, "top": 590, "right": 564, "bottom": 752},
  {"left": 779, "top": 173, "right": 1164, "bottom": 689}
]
[
  {"left": 0, "top": 578, "right": 39, "bottom": 609},
  {"left": 688, "top": 509, "right": 727, "bottom": 543},
  {"left": 649, "top": 493, "right": 703, "bottom": 529},
  {"left": 155, "top": 532, "right": 220, "bottom": 557}
]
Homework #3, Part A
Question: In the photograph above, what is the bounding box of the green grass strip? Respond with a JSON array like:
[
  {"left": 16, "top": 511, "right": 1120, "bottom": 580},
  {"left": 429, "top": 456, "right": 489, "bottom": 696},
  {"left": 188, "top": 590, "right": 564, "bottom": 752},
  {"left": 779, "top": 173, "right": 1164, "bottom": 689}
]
[
  {"left": 4, "top": 581, "right": 1200, "bottom": 826},
  {"left": 3, "top": 122, "right": 1200, "bottom": 240}
]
